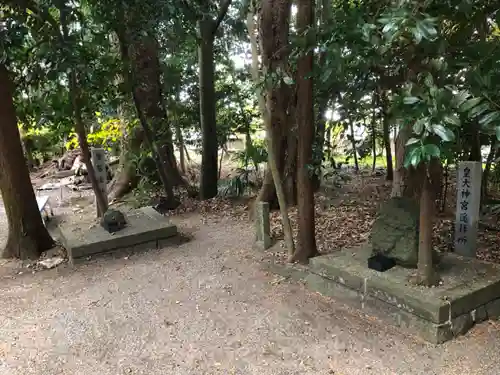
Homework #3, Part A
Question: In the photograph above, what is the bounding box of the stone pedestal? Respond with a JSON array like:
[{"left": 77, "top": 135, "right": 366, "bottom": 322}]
[
  {"left": 454, "top": 161, "right": 482, "bottom": 257},
  {"left": 255, "top": 202, "right": 271, "bottom": 250}
]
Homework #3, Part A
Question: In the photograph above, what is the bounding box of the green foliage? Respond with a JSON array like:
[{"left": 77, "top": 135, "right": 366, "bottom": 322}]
[
  {"left": 232, "top": 139, "right": 268, "bottom": 169},
  {"left": 65, "top": 114, "right": 124, "bottom": 151}
]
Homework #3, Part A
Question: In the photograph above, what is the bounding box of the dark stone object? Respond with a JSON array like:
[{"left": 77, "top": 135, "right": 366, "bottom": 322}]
[
  {"left": 152, "top": 197, "right": 181, "bottom": 214},
  {"left": 370, "top": 197, "right": 420, "bottom": 268},
  {"left": 100, "top": 208, "right": 127, "bottom": 233},
  {"left": 368, "top": 254, "right": 396, "bottom": 272},
  {"left": 370, "top": 197, "right": 440, "bottom": 268}
]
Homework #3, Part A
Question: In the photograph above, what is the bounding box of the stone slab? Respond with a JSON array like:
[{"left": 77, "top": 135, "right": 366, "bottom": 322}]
[
  {"left": 296, "top": 244, "right": 500, "bottom": 343},
  {"left": 310, "top": 245, "right": 500, "bottom": 325},
  {"left": 57, "top": 207, "right": 178, "bottom": 260}
]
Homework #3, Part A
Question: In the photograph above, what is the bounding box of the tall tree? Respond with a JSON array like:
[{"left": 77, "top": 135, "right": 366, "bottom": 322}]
[
  {"left": 0, "top": 64, "right": 54, "bottom": 259},
  {"left": 248, "top": 0, "right": 295, "bottom": 255},
  {"left": 256, "top": 0, "right": 298, "bottom": 208},
  {"left": 198, "top": 0, "right": 233, "bottom": 200},
  {"left": 292, "top": 0, "right": 317, "bottom": 263}
]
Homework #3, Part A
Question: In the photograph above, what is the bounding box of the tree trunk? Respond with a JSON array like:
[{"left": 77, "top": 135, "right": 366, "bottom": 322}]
[
  {"left": 59, "top": 4, "right": 107, "bottom": 216},
  {"left": 391, "top": 124, "right": 411, "bottom": 197},
  {"left": 290, "top": 0, "right": 317, "bottom": 263},
  {"left": 0, "top": 64, "right": 54, "bottom": 259},
  {"left": 198, "top": 18, "right": 219, "bottom": 199},
  {"left": 312, "top": 101, "right": 328, "bottom": 190},
  {"left": 255, "top": 0, "right": 297, "bottom": 209},
  {"left": 109, "top": 126, "right": 144, "bottom": 201},
  {"left": 116, "top": 6, "right": 185, "bottom": 190},
  {"left": 127, "top": 33, "right": 185, "bottom": 188},
  {"left": 70, "top": 72, "right": 108, "bottom": 216},
  {"left": 482, "top": 136, "right": 496, "bottom": 202},
  {"left": 348, "top": 119, "right": 359, "bottom": 172},
  {"left": 416, "top": 165, "right": 438, "bottom": 286},
  {"left": 177, "top": 126, "right": 186, "bottom": 174},
  {"left": 381, "top": 91, "right": 393, "bottom": 180},
  {"left": 248, "top": 5, "right": 295, "bottom": 255},
  {"left": 370, "top": 94, "right": 377, "bottom": 173}
]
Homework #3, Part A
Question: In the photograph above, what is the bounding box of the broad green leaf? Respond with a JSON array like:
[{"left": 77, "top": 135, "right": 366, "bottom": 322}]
[
  {"left": 404, "top": 147, "right": 420, "bottom": 168},
  {"left": 412, "top": 28, "right": 423, "bottom": 44},
  {"left": 452, "top": 90, "right": 470, "bottom": 108},
  {"left": 432, "top": 124, "right": 455, "bottom": 142},
  {"left": 406, "top": 137, "right": 420, "bottom": 146},
  {"left": 404, "top": 96, "right": 420, "bottom": 105},
  {"left": 410, "top": 148, "right": 422, "bottom": 167},
  {"left": 416, "top": 20, "right": 438, "bottom": 40},
  {"left": 479, "top": 111, "right": 500, "bottom": 126},
  {"left": 423, "top": 143, "right": 441, "bottom": 159},
  {"left": 443, "top": 114, "right": 460, "bottom": 126},
  {"left": 413, "top": 119, "right": 425, "bottom": 134},
  {"left": 468, "top": 102, "right": 490, "bottom": 118},
  {"left": 460, "top": 97, "right": 483, "bottom": 112},
  {"left": 382, "top": 22, "right": 396, "bottom": 34},
  {"left": 497, "top": 126, "right": 500, "bottom": 141}
]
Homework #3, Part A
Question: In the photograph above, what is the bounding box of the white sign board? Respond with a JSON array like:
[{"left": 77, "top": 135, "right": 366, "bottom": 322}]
[{"left": 454, "top": 161, "right": 482, "bottom": 257}]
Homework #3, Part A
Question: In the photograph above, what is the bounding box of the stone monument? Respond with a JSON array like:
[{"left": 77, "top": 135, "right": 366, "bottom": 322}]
[
  {"left": 91, "top": 147, "right": 108, "bottom": 217},
  {"left": 454, "top": 161, "right": 482, "bottom": 257},
  {"left": 255, "top": 201, "right": 272, "bottom": 250},
  {"left": 370, "top": 197, "right": 420, "bottom": 268}
]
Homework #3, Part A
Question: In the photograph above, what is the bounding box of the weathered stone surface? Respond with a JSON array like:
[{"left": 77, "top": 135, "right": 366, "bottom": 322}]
[
  {"left": 255, "top": 202, "right": 271, "bottom": 250},
  {"left": 288, "top": 244, "right": 500, "bottom": 344},
  {"left": 450, "top": 313, "right": 474, "bottom": 336},
  {"left": 367, "top": 277, "right": 450, "bottom": 324},
  {"left": 370, "top": 197, "right": 420, "bottom": 267},
  {"left": 362, "top": 295, "right": 453, "bottom": 344},
  {"left": 309, "top": 253, "right": 365, "bottom": 291},
  {"left": 305, "top": 273, "right": 362, "bottom": 309},
  {"left": 58, "top": 208, "right": 178, "bottom": 260},
  {"left": 485, "top": 298, "right": 500, "bottom": 318}
]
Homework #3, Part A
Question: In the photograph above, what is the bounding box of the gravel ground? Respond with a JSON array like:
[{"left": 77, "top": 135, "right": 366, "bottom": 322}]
[{"left": 0, "top": 212, "right": 500, "bottom": 375}]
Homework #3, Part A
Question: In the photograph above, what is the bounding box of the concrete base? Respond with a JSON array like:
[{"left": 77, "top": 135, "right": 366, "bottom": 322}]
[
  {"left": 56, "top": 206, "right": 178, "bottom": 261},
  {"left": 279, "top": 244, "right": 500, "bottom": 344}
]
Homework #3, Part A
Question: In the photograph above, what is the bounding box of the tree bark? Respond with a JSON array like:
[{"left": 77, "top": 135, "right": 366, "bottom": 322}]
[
  {"left": 416, "top": 164, "right": 438, "bottom": 286},
  {"left": 482, "top": 136, "right": 496, "bottom": 202},
  {"left": 59, "top": 3, "right": 108, "bottom": 216},
  {"left": 381, "top": 91, "right": 393, "bottom": 180},
  {"left": 116, "top": 4, "right": 185, "bottom": 191},
  {"left": 255, "top": 0, "right": 297, "bottom": 209},
  {"left": 109, "top": 126, "right": 144, "bottom": 201},
  {"left": 70, "top": 71, "right": 108, "bottom": 216},
  {"left": 370, "top": 94, "right": 377, "bottom": 173},
  {"left": 290, "top": 0, "right": 317, "bottom": 263},
  {"left": 248, "top": 4, "right": 295, "bottom": 255},
  {"left": 198, "top": 0, "right": 233, "bottom": 200},
  {"left": 198, "top": 18, "right": 219, "bottom": 199},
  {"left": 177, "top": 125, "right": 186, "bottom": 174},
  {"left": 348, "top": 118, "right": 359, "bottom": 172},
  {"left": 0, "top": 64, "right": 54, "bottom": 259},
  {"left": 391, "top": 124, "right": 411, "bottom": 197}
]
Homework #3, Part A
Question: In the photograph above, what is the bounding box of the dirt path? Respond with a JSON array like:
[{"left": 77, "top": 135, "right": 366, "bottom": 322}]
[{"left": 0, "top": 214, "right": 499, "bottom": 375}]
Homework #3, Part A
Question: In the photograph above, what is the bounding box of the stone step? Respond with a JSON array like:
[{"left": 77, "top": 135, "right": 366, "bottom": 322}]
[{"left": 305, "top": 244, "right": 500, "bottom": 344}]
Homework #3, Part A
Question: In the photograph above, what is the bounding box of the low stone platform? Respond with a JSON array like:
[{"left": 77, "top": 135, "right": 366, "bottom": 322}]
[
  {"left": 56, "top": 206, "right": 178, "bottom": 261},
  {"left": 302, "top": 245, "right": 500, "bottom": 344}
]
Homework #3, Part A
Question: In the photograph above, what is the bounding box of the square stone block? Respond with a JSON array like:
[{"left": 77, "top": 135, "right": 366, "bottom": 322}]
[{"left": 57, "top": 207, "right": 178, "bottom": 260}]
